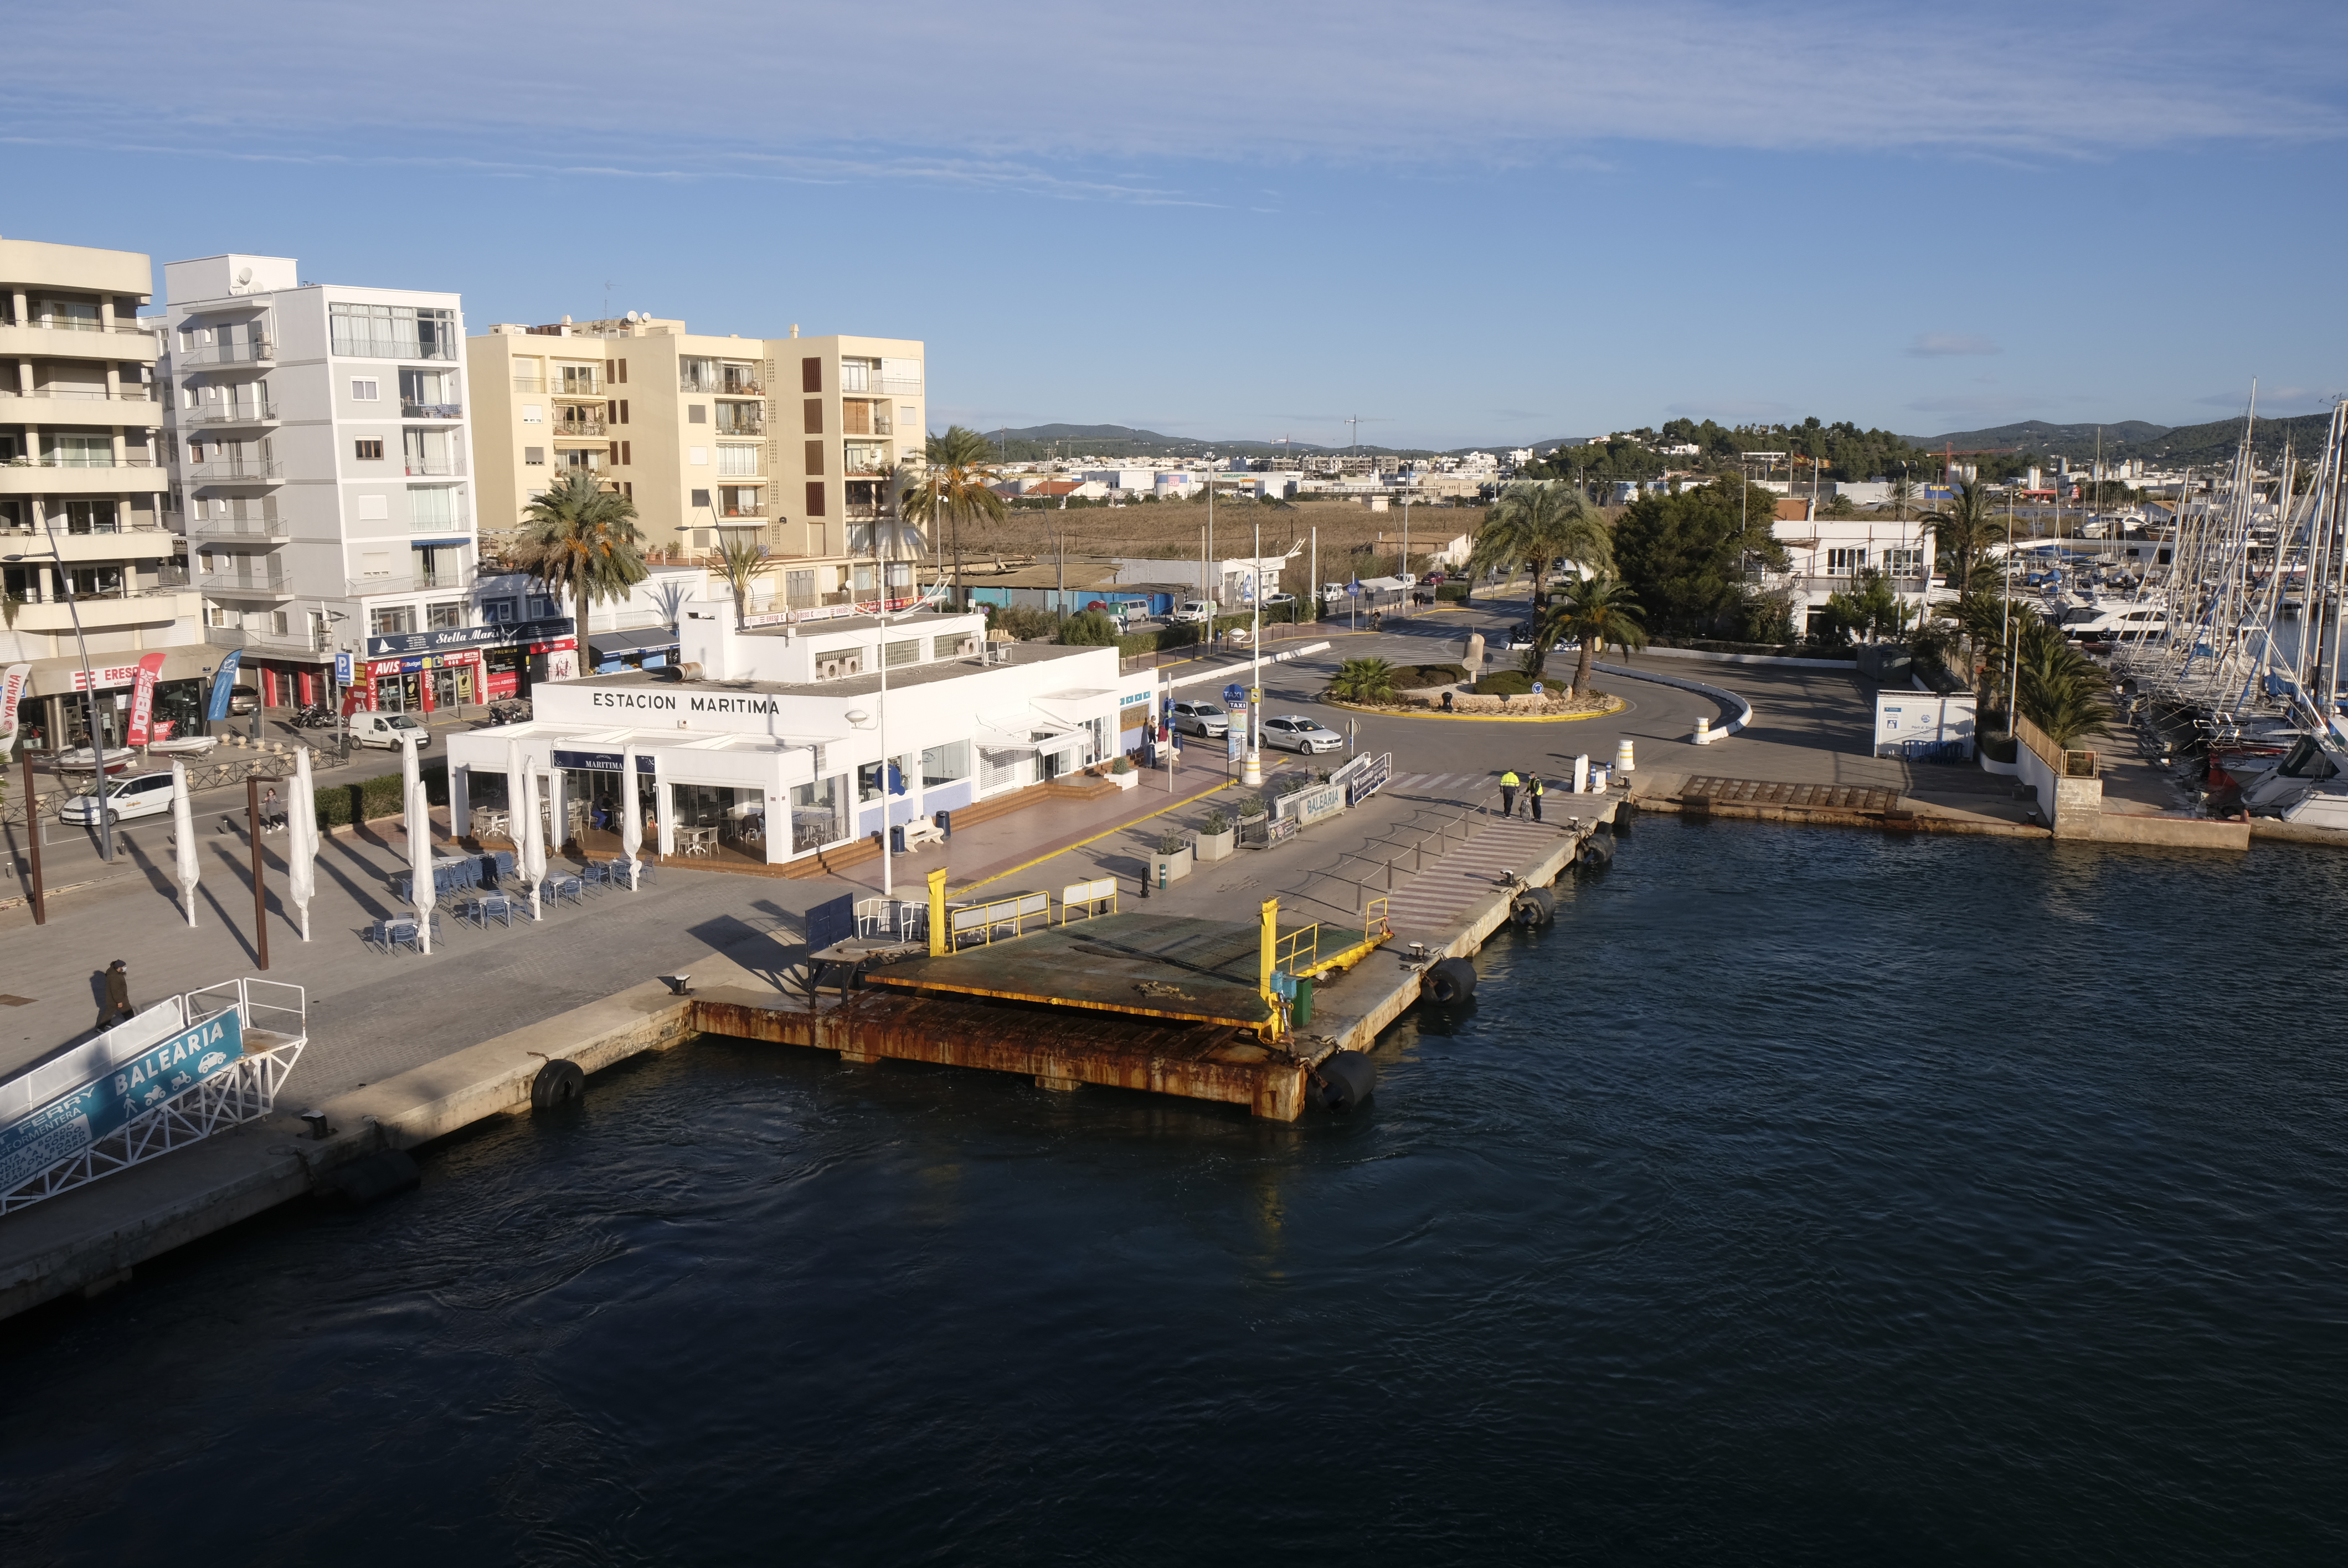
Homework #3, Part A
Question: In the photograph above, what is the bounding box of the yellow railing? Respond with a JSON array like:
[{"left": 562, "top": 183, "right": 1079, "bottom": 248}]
[
  {"left": 1058, "top": 876, "right": 1119, "bottom": 925},
  {"left": 946, "top": 889, "right": 1051, "bottom": 949},
  {"left": 1365, "top": 895, "right": 1390, "bottom": 938}
]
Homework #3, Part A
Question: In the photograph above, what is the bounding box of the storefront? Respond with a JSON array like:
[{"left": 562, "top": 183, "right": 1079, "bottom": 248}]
[
  {"left": 13, "top": 650, "right": 213, "bottom": 753},
  {"left": 360, "top": 617, "right": 574, "bottom": 712}
]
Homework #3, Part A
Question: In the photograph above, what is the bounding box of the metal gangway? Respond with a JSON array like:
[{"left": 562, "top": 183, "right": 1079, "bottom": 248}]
[{"left": 0, "top": 978, "right": 308, "bottom": 1216}]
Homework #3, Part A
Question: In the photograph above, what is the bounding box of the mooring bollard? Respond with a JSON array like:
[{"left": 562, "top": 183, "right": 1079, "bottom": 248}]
[
  {"left": 1615, "top": 737, "right": 1636, "bottom": 774},
  {"left": 1694, "top": 716, "right": 1711, "bottom": 745}
]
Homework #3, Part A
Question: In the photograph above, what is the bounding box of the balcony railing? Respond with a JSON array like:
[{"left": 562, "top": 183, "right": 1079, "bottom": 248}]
[
  {"left": 204, "top": 623, "right": 320, "bottom": 653},
  {"left": 185, "top": 401, "right": 279, "bottom": 425},
  {"left": 720, "top": 377, "right": 764, "bottom": 396},
  {"left": 557, "top": 419, "right": 607, "bottom": 436},
  {"left": 188, "top": 513, "right": 287, "bottom": 540},
  {"left": 348, "top": 565, "right": 474, "bottom": 595},
  {"left": 403, "top": 461, "right": 465, "bottom": 477},
  {"left": 401, "top": 401, "right": 464, "bottom": 420},
  {"left": 180, "top": 339, "right": 276, "bottom": 366},
  {"left": 717, "top": 504, "right": 766, "bottom": 519},
  {"left": 333, "top": 337, "right": 456, "bottom": 362},
  {"left": 1, "top": 385, "right": 159, "bottom": 404},
  {"left": 843, "top": 502, "right": 880, "bottom": 521},
  {"left": 513, "top": 376, "right": 544, "bottom": 392},
  {"left": 555, "top": 378, "right": 601, "bottom": 397},
  {"left": 199, "top": 567, "right": 292, "bottom": 595},
  {"left": 19, "top": 317, "right": 155, "bottom": 337},
  {"left": 2, "top": 519, "right": 171, "bottom": 540},
  {"left": 4, "top": 455, "right": 163, "bottom": 470},
  {"left": 188, "top": 460, "right": 284, "bottom": 482},
  {"left": 714, "top": 411, "right": 765, "bottom": 436}
]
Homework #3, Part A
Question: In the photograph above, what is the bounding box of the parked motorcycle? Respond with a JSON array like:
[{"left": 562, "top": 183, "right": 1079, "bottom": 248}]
[{"left": 293, "top": 703, "right": 338, "bottom": 729}]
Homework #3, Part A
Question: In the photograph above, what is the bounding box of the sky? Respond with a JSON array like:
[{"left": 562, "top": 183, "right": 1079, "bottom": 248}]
[{"left": 10, "top": 0, "right": 2347, "bottom": 449}]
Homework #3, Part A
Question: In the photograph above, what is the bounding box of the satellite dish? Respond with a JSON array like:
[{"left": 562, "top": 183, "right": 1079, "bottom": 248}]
[{"left": 235, "top": 266, "right": 253, "bottom": 285}]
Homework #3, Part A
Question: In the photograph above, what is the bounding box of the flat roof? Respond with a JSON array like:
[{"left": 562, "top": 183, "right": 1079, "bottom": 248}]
[
  {"left": 563, "top": 641, "right": 1100, "bottom": 701},
  {"left": 738, "top": 610, "right": 979, "bottom": 639}
]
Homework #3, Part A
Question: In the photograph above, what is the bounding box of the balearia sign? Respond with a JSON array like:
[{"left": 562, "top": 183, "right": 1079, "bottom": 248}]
[{"left": 0, "top": 1010, "right": 246, "bottom": 1191}]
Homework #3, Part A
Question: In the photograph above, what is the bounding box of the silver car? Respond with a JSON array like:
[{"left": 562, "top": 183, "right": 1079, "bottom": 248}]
[
  {"left": 1166, "top": 700, "right": 1229, "bottom": 738},
  {"left": 1263, "top": 714, "right": 1344, "bottom": 754}
]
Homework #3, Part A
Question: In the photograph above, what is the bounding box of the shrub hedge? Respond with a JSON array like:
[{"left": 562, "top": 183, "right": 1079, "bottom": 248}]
[
  {"left": 1473, "top": 670, "right": 1537, "bottom": 697},
  {"left": 313, "top": 758, "right": 448, "bottom": 828},
  {"left": 1402, "top": 664, "right": 1470, "bottom": 687}
]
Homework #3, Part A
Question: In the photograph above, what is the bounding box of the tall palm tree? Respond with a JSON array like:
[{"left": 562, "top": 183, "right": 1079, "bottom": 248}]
[
  {"left": 512, "top": 471, "right": 648, "bottom": 634},
  {"left": 1924, "top": 477, "right": 1996, "bottom": 589},
  {"left": 1539, "top": 574, "right": 1649, "bottom": 697},
  {"left": 2012, "top": 617, "right": 2113, "bottom": 749},
  {"left": 713, "top": 533, "right": 773, "bottom": 628},
  {"left": 904, "top": 425, "right": 1007, "bottom": 606},
  {"left": 1466, "top": 482, "right": 1614, "bottom": 607}
]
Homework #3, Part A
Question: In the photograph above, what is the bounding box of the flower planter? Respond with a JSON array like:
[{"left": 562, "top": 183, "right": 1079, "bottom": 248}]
[
  {"left": 1149, "top": 846, "right": 1193, "bottom": 885},
  {"left": 1195, "top": 828, "right": 1235, "bottom": 862},
  {"left": 1108, "top": 769, "right": 1139, "bottom": 791}
]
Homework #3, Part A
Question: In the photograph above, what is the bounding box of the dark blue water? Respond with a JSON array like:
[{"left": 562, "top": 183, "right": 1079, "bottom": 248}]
[{"left": 4, "top": 821, "right": 2345, "bottom": 1565}]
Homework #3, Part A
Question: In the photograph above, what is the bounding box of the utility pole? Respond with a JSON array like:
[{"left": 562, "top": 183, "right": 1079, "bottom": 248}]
[
  {"left": 21, "top": 750, "right": 45, "bottom": 925},
  {"left": 245, "top": 777, "right": 270, "bottom": 970}
]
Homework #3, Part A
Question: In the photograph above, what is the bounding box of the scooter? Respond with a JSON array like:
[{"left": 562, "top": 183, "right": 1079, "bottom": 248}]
[{"left": 293, "top": 703, "right": 337, "bottom": 729}]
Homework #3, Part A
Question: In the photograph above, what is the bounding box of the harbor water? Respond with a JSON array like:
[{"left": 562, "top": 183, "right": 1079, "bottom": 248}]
[{"left": 3, "top": 821, "right": 2345, "bottom": 1564}]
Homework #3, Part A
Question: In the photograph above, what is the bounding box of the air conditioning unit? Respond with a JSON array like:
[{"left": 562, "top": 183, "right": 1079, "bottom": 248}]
[
  {"left": 955, "top": 636, "right": 980, "bottom": 657},
  {"left": 841, "top": 653, "right": 863, "bottom": 675},
  {"left": 818, "top": 657, "right": 845, "bottom": 680}
]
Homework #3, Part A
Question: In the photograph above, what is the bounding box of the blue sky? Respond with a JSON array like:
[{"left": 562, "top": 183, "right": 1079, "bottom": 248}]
[{"left": 12, "top": 0, "right": 2346, "bottom": 448}]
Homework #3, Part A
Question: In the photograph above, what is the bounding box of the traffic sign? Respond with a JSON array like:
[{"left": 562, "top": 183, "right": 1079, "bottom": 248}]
[
  {"left": 334, "top": 651, "right": 353, "bottom": 686},
  {"left": 1222, "top": 682, "right": 1247, "bottom": 711},
  {"left": 1346, "top": 580, "right": 1362, "bottom": 597}
]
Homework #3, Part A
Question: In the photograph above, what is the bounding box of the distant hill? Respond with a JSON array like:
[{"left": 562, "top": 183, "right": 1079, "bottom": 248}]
[
  {"left": 1904, "top": 414, "right": 2334, "bottom": 467},
  {"left": 974, "top": 422, "right": 1596, "bottom": 461}
]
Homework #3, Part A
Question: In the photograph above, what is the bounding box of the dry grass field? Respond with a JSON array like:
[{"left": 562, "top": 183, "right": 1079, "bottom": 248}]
[{"left": 956, "top": 496, "right": 1486, "bottom": 577}]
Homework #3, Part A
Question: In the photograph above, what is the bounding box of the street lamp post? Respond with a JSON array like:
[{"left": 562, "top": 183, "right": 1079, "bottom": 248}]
[
  {"left": 1243, "top": 512, "right": 1263, "bottom": 788},
  {"left": 35, "top": 509, "right": 117, "bottom": 863}
]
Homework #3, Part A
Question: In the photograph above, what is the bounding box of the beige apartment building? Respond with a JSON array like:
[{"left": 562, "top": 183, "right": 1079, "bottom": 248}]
[
  {"left": 468, "top": 316, "right": 925, "bottom": 613},
  {"left": 1, "top": 237, "right": 210, "bottom": 753}
]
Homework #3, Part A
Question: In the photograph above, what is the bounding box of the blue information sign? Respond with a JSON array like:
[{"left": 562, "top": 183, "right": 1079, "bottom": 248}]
[
  {"left": 0, "top": 1010, "right": 245, "bottom": 1190},
  {"left": 1222, "top": 682, "right": 1248, "bottom": 711},
  {"left": 335, "top": 651, "right": 354, "bottom": 687},
  {"left": 1227, "top": 729, "right": 1245, "bottom": 760}
]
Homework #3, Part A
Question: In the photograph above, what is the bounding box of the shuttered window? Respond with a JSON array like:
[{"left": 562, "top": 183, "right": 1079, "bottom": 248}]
[
  {"left": 805, "top": 481, "right": 826, "bottom": 517},
  {"left": 804, "top": 399, "right": 823, "bottom": 434},
  {"left": 804, "top": 440, "right": 825, "bottom": 476},
  {"left": 842, "top": 400, "right": 871, "bottom": 435},
  {"left": 616, "top": 400, "right": 629, "bottom": 424},
  {"left": 802, "top": 357, "right": 822, "bottom": 393},
  {"left": 617, "top": 359, "right": 627, "bottom": 383}
]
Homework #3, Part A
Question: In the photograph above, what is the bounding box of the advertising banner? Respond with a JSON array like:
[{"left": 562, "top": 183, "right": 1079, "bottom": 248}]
[
  {"left": 0, "top": 663, "right": 28, "bottom": 759},
  {"left": 0, "top": 1010, "right": 245, "bottom": 1192},
  {"left": 204, "top": 651, "right": 243, "bottom": 722},
  {"left": 125, "top": 651, "right": 168, "bottom": 746}
]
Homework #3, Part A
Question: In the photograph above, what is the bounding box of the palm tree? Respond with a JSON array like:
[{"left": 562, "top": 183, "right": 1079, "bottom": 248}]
[
  {"left": 1924, "top": 477, "right": 1996, "bottom": 589},
  {"left": 512, "top": 471, "right": 648, "bottom": 634},
  {"left": 904, "top": 425, "right": 1007, "bottom": 606},
  {"left": 1539, "top": 574, "right": 1649, "bottom": 697},
  {"left": 2012, "top": 617, "right": 2113, "bottom": 749},
  {"left": 713, "top": 533, "right": 773, "bottom": 628},
  {"left": 1327, "top": 657, "right": 1398, "bottom": 704},
  {"left": 1466, "top": 482, "right": 1614, "bottom": 607}
]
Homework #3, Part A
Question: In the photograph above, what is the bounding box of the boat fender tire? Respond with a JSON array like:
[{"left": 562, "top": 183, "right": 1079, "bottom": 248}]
[
  {"left": 1510, "top": 888, "right": 1556, "bottom": 927},
  {"left": 1579, "top": 834, "right": 1614, "bottom": 869},
  {"left": 1423, "top": 957, "right": 1477, "bottom": 1005},
  {"left": 531, "top": 1058, "right": 586, "bottom": 1111},
  {"left": 1316, "top": 1051, "right": 1375, "bottom": 1112}
]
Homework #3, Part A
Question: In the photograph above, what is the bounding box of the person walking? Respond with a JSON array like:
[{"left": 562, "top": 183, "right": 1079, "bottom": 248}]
[
  {"left": 1499, "top": 768, "right": 1521, "bottom": 817},
  {"left": 1527, "top": 771, "right": 1546, "bottom": 823},
  {"left": 96, "top": 959, "right": 133, "bottom": 1030}
]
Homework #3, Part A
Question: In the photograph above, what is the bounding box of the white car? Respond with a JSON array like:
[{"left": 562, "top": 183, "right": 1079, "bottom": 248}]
[
  {"left": 1166, "top": 700, "right": 1229, "bottom": 738},
  {"left": 1263, "top": 715, "right": 1345, "bottom": 754},
  {"left": 1170, "top": 600, "right": 1215, "bottom": 624},
  {"left": 60, "top": 770, "right": 177, "bottom": 824}
]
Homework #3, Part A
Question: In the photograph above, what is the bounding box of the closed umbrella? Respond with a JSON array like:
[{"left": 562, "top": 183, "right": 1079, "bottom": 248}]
[
  {"left": 400, "top": 730, "right": 421, "bottom": 829},
  {"left": 409, "top": 778, "right": 436, "bottom": 954},
  {"left": 171, "top": 760, "right": 199, "bottom": 927},
  {"left": 288, "top": 744, "right": 317, "bottom": 941},
  {"left": 517, "top": 749, "right": 545, "bottom": 921},
  {"left": 620, "top": 745, "right": 642, "bottom": 889}
]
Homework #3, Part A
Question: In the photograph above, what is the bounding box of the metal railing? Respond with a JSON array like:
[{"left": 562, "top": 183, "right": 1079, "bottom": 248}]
[
  {"left": 186, "top": 401, "right": 279, "bottom": 425},
  {"left": 199, "top": 567, "right": 292, "bottom": 594},
  {"left": 403, "top": 458, "right": 465, "bottom": 476},
  {"left": 188, "top": 460, "right": 283, "bottom": 482},
  {"left": 204, "top": 624, "right": 318, "bottom": 652},
  {"left": 180, "top": 339, "right": 275, "bottom": 365},
  {"left": 333, "top": 337, "right": 456, "bottom": 362},
  {"left": 720, "top": 378, "right": 764, "bottom": 396},
  {"left": 0, "top": 385, "right": 158, "bottom": 403},
  {"left": 5, "top": 454, "right": 162, "bottom": 470},
  {"left": 554, "top": 376, "right": 600, "bottom": 396},
  {"left": 714, "top": 412, "right": 765, "bottom": 435},
  {"left": 410, "top": 508, "right": 471, "bottom": 532},
  {"left": 401, "top": 401, "right": 463, "bottom": 420},
  {"left": 512, "top": 376, "right": 544, "bottom": 391},
  {"left": 717, "top": 504, "right": 766, "bottom": 518},
  {"left": 945, "top": 889, "right": 1052, "bottom": 948},
  {"left": 16, "top": 317, "right": 155, "bottom": 337},
  {"left": 346, "top": 565, "right": 473, "bottom": 594},
  {"left": 187, "top": 512, "right": 284, "bottom": 539},
  {"left": 556, "top": 418, "right": 606, "bottom": 436}
]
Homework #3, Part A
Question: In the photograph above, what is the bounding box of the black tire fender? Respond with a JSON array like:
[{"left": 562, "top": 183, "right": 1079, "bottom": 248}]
[
  {"left": 1316, "top": 1051, "right": 1375, "bottom": 1111},
  {"left": 531, "top": 1058, "right": 585, "bottom": 1111},
  {"left": 1423, "top": 956, "right": 1477, "bottom": 1005}
]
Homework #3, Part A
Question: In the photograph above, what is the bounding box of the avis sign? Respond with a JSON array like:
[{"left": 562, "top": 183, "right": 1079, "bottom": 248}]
[{"left": 0, "top": 1011, "right": 246, "bottom": 1191}]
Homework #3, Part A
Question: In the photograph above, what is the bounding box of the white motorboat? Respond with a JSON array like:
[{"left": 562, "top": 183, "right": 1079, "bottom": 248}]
[
  {"left": 45, "top": 746, "right": 136, "bottom": 775},
  {"left": 145, "top": 735, "right": 220, "bottom": 757}
]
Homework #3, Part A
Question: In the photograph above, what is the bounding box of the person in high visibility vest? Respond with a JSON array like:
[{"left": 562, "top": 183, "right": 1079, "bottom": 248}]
[
  {"left": 1527, "top": 772, "right": 1546, "bottom": 823},
  {"left": 1499, "top": 769, "right": 1521, "bottom": 817}
]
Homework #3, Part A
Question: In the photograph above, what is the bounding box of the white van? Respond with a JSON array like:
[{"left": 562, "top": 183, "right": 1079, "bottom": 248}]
[
  {"left": 59, "top": 770, "right": 177, "bottom": 824},
  {"left": 349, "top": 711, "right": 432, "bottom": 750},
  {"left": 1171, "top": 600, "right": 1214, "bottom": 623}
]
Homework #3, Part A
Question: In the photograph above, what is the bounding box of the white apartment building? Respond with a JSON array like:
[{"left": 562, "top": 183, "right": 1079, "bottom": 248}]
[
  {"left": 160, "top": 255, "right": 551, "bottom": 715},
  {"left": 1765, "top": 498, "right": 1939, "bottom": 630},
  {"left": 2, "top": 238, "right": 209, "bottom": 753}
]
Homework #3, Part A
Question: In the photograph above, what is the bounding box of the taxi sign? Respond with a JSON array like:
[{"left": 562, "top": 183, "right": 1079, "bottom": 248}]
[{"left": 1222, "top": 683, "right": 1247, "bottom": 710}]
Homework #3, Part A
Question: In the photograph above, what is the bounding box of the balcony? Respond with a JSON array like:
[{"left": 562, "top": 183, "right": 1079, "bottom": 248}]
[
  {"left": 198, "top": 565, "right": 294, "bottom": 599},
  {"left": 403, "top": 461, "right": 466, "bottom": 478},
  {"left": 9, "top": 588, "right": 199, "bottom": 633},
  {"left": 187, "top": 510, "right": 285, "bottom": 541},
  {"left": 717, "top": 503, "right": 766, "bottom": 519},
  {"left": 0, "top": 386, "right": 161, "bottom": 411},
  {"left": 333, "top": 337, "right": 456, "bottom": 362},
  {"left": 0, "top": 458, "right": 167, "bottom": 496},
  {"left": 556, "top": 418, "right": 607, "bottom": 436},
  {"left": 347, "top": 564, "right": 473, "bottom": 595},
  {"left": 554, "top": 378, "right": 601, "bottom": 399},
  {"left": 843, "top": 502, "right": 881, "bottom": 522},
  {"left": 720, "top": 376, "right": 765, "bottom": 396},
  {"left": 714, "top": 409, "right": 765, "bottom": 436},
  {"left": 401, "top": 401, "right": 464, "bottom": 421},
  {"left": 204, "top": 622, "right": 320, "bottom": 654},
  {"left": 410, "top": 508, "right": 472, "bottom": 533},
  {"left": 179, "top": 338, "right": 276, "bottom": 367},
  {"left": 0, "top": 320, "right": 159, "bottom": 363},
  {"left": 184, "top": 400, "right": 280, "bottom": 426},
  {"left": 187, "top": 459, "right": 284, "bottom": 484},
  {"left": 0, "top": 523, "right": 181, "bottom": 561}
]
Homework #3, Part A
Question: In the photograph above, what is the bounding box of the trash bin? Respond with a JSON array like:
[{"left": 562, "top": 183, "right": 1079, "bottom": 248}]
[
  {"left": 935, "top": 809, "right": 951, "bottom": 840},
  {"left": 890, "top": 824, "right": 907, "bottom": 853},
  {"left": 1292, "top": 975, "right": 1315, "bottom": 1028}
]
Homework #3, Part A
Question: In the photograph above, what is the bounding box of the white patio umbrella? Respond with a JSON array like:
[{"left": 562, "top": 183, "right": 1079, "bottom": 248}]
[
  {"left": 409, "top": 778, "right": 436, "bottom": 954},
  {"left": 288, "top": 744, "right": 318, "bottom": 941},
  {"left": 400, "top": 731, "right": 422, "bottom": 828},
  {"left": 516, "top": 746, "right": 546, "bottom": 921},
  {"left": 620, "top": 745, "right": 642, "bottom": 889},
  {"left": 171, "top": 760, "right": 199, "bottom": 927}
]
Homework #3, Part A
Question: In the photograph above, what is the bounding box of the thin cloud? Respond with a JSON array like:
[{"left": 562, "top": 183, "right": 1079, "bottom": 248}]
[{"left": 1908, "top": 333, "right": 2001, "bottom": 358}]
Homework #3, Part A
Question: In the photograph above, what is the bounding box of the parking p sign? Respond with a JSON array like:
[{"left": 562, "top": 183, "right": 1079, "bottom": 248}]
[{"left": 334, "top": 651, "right": 354, "bottom": 686}]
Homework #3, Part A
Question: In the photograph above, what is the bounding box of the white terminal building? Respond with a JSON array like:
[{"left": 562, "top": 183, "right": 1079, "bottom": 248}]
[{"left": 445, "top": 595, "right": 1159, "bottom": 867}]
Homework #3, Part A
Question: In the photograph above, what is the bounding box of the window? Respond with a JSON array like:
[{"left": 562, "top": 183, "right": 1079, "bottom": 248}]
[
  {"left": 719, "top": 486, "right": 762, "bottom": 517},
  {"left": 680, "top": 357, "right": 717, "bottom": 394},
  {"left": 717, "top": 444, "right": 760, "bottom": 477},
  {"left": 1826, "top": 548, "right": 1864, "bottom": 576},
  {"left": 879, "top": 358, "right": 922, "bottom": 390},
  {"left": 1883, "top": 547, "right": 1923, "bottom": 576},
  {"left": 805, "top": 439, "right": 828, "bottom": 476},
  {"left": 845, "top": 442, "right": 887, "bottom": 474},
  {"left": 690, "top": 488, "right": 711, "bottom": 509},
  {"left": 803, "top": 399, "right": 823, "bottom": 434},
  {"left": 689, "top": 446, "right": 708, "bottom": 466},
  {"left": 931, "top": 635, "right": 968, "bottom": 660},
  {"left": 329, "top": 301, "right": 457, "bottom": 360},
  {"left": 357, "top": 493, "right": 389, "bottom": 520},
  {"left": 355, "top": 439, "right": 384, "bottom": 461},
  {"left": 802, "top": 357, "right": 823, "bottom": 394},
  {"left": 352, "top": 378, "right": 379, "bottom": 401},
  {"left": 785, "top": 569, "right": 816, "bottom": 608},
  {"left": 412, "top": 488, "right": 457, "bottom": 528},
  {"left": 522, "top": 404, "right": 543, "bottom": 424},
  {"left": 559, "top": 364, "right": 598, "bottom": 394},
  {"left": 270, "top": 611, "right": 291, "bottom": 636},
  {"left": 615, "top": 359, "right": 628, "bottom": 384},
  {"left": 524, "top": 446, "right": 545, "bottom": 465},
  {"left": 527, "top": 594, "right": 558, "bottom": 618},
  {"left": 616, "top": 400, "right": 629, "bottom": 424},
  {"left": 840, "top": 360, "right": 868, "bottom": 392},
  {"left": 482, "top": 597, "right": 517, "bottom": 623},
  {"left": 207, "top": 604, "right": 230, "bottom": 627},
  {"left": 426, "top": 601, "right": 465, "bottom": 630},
  {"left": 921, "top": 740, "right": 970, "bottom": 788},
  {"left": 805, "top": 481, "right": 826, "bottom": 517},
  {"left": 688, "top": 404, "right": 707, "bottom": 424},
  {"left": 370, "top": 606, "right": 415, "bottom": 635},
  {"left": 617, "top": 441, "right": 631, "bottom": 465},
  {"left": 361, "top": 551, "right": 392, "bottom": 577}
]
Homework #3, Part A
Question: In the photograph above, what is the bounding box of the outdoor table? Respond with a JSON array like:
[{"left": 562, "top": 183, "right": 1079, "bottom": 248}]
[
  {"left": 462, "top": 893, "right": 514, "bottom": 929},
  {"left": 476, "top": 809, "right": 510, "bottom": 838},
  {"left": 540, "top": 874, "right": 585, "bottom": 906},
  {"left": 678, "top": 827, "right": 718, "bottom": 857}
]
